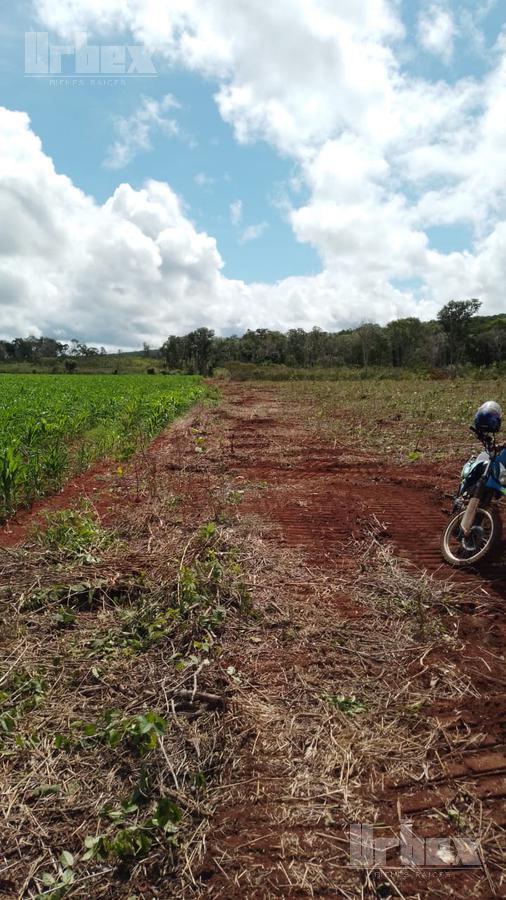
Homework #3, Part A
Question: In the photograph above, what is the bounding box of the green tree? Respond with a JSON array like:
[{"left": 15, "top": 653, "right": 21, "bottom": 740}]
[
  {"left": 286, "top": 328, "right": 307, "bottom": 366},
  {"left": 307, "top": 327, "right": 326, "bottom": 366},
  {"left": 186, "top": 328, "right": 215, "bottom": 375},
  {"left": 356, "top": 323, "right": 384, "bottom": 368},
  {"left": 437, "top": 299, "right": 481, "bottom": 365},
  {"left": 162, "top": 336, "right": 184, "bottom": 370},
  {"left": 386, "top": 318, "right": 423, "bottom": 367}
]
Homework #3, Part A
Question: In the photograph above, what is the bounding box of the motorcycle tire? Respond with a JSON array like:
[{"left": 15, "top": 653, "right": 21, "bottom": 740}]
[{"left": 441, "top": 505, "right": 502, "bottom": 568}]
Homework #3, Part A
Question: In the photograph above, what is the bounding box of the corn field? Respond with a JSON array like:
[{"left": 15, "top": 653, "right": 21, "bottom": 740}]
[{"left": 0, "top": 374, "right": 206, "bottom": 522}]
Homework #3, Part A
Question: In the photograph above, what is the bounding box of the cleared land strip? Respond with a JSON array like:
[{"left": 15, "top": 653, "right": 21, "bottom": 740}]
[
  {"left": 199, "top": 384, "right": 505, "bottom": 898},
  {"left": 0, "top": 383, "right": 504, "bottom": 898}
]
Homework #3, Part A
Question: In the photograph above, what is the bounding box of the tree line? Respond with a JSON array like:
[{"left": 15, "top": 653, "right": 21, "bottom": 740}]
[
  {"left": 161, "top": 301, "right": 506, "bottom": 375},
  {"left": 2, "top": 301, "right": 505, "bottom": 375},
  {"left": 0, "top": 337, "right": 108, "bottom": 365}
]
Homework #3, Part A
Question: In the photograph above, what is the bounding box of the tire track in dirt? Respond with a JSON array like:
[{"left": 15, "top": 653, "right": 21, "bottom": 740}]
[{"left": 228, "top": 391, "right": 506, "bottom": 598}]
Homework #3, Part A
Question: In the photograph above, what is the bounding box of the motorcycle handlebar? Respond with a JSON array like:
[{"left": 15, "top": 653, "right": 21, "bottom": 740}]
[{"left": 470, "top": 426, "right": 501, "bottom": 454}]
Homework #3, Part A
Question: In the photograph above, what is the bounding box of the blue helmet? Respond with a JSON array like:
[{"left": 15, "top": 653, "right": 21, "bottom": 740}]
[{"left": 474, "top": 400, "right": 502, "bottom": 434}]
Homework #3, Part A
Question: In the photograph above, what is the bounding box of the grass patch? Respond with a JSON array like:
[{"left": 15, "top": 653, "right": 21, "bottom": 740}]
[{"left": 33, "top": 502, "right": 115, "bottom": 562}]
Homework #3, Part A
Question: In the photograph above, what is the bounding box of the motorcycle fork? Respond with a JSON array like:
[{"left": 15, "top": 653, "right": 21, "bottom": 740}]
[
  {"left": 460, "top": 497, "right": 480, "bottom": 536},
  {"left": 460, "top": 481, "right": 487, "bottom": 536}
]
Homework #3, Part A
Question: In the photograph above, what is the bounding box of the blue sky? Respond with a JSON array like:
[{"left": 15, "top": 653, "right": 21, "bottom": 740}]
[
  {"left": 402, "top": 0, "right": 504, "bottom": 79},
  {"left": 0, "top": 1, "right": 505, "bottom": 346}
]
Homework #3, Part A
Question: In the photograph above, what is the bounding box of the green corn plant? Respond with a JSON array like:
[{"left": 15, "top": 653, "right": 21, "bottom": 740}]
[
  {"left": 0, "top": 445, "right": 21, "bottom": 521},
  {"left": 0, "top": 374, "right": 207, "bottom": 520}
]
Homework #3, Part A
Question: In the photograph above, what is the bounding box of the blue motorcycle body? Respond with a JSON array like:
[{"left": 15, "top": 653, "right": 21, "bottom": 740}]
[
  {"left": 486, "top": 447, "right": 506, "bottom": 496},
  {"left": 459, "top": 447, "right": 506, "bottom": 498}
]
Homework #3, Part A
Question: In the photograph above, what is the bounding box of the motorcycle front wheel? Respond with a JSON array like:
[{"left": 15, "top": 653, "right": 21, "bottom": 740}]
[{"left": 441, "top": 506, "right": 502, "bottom": 567}]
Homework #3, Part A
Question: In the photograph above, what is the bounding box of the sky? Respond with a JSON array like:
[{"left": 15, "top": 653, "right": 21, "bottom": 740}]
[{"left": 0, "top": 0, "right": 505, "bottom": 349}]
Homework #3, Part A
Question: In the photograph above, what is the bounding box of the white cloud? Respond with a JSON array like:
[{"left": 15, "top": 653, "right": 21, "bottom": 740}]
[
  {"left": 402, "top": 54, "right": 506, "bottom": 234},
  {"left": 240, "top": 222, "right": 268, "bottom": 244},
  {"left": 0, "top": 107, "right": 445, "bottom": 348},
  {"left": 230, "top": 201, "right": 268, "bottom": 243},
  {"left": 230, "top": 199, "right": 243, "bottom": 226},
  {"left": 230, "top": 198, "right": 267, "bottom": 244},
  {"left": 104, "top": 94, "right": 180, "bottom": 169},
  {"left": 418, "top": 4, "right": 457, "bottom": 64},
  {"left": 11, "top": 1, "right": 506, "bottom": 340},
  {"left": 0, "top": 108, "right": 224, "bottom": 345},
  {"left": 3, "top": 105, "right": 506, "bottom": 352},
  {"left": 33, "top": 0, "right": 405, "bottom": 156},
  {"left": 459, "top": 0, "right": 499, "bottom": 55},
  {"left": 424, "top": 223, "right": 506, "bottom": 317}
]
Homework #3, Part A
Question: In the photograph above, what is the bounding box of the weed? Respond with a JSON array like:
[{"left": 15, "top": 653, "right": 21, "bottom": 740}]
[
  {"left": 54, "top": 606, "right": 77, "bottom": 628},
  {"left": 226, "top": 490, "right": 244, "bottom": 505},
  {"left": 58, "top": 710, "right": 167, "bottom": 757},
  {"left": 31, "top": 784, "right": 61, "bottom": 798},
  {"left": 289, "top": 376, "right": 506, "bottom": 461},
  {"left": 194, "top": 435, "right": 207, "bottom": 454},
  {"left": 34, "top": 503, "right": 114, "bottom": 562},
  {"left": 83, "top": 797, "right": 182, "bottom": 862},
  {"left": 35, "top": 851, "right": 74, "bottom": 900},
  {"left": 0, "top": 670, "right": 46, "bottom": 743},
  {"left": 83, "top": 530, "right": 250, "bottom": 662},
  {"left": 23, "top": 577, "right": 146, "bottom": 613},
  {"left": 325, "top": 694, "right": 367, "bottom": 715},
  {"left": 166, "top": 494, "right": 182, "bottom": 509}
]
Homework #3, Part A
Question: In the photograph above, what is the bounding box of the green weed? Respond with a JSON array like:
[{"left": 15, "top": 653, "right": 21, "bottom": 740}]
[
  {"left": 83, "top": 797, "right": 181, "bottom": 863},
  {"left": 34, "top": 503, "right": 114, "bottom": 562},
  {"left": 85, "top": 529, "right": 249, "bottom": 661},
  {"left": 325, "top": 694, "right": 367, "bottom": 715},
  {"left": 0, "top": 670, "right": 46, "bottom": 742},
  {"left": 56, "top": 710, "right": 166, "bottom": 757},
  {"left": 35, "top": 851, "right": 75, "bottom": 900}
]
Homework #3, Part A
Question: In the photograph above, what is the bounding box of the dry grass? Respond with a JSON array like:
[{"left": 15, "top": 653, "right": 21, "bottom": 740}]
[
  {"left": 202, "top": 526, "right": 505, "bottom": 897},
  {"left": 0, "top": 519, "right": 251, "bottom": 897}
]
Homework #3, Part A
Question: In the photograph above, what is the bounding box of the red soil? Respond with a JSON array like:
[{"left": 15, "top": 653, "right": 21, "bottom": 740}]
[{"left": 0, "top": 460, "right": 118, "bottom": 548}]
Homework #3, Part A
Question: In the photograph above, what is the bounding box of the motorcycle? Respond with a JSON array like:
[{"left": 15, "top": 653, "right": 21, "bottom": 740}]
[{"left": 442, "top": 425, "right": 506, "bottom": 567}]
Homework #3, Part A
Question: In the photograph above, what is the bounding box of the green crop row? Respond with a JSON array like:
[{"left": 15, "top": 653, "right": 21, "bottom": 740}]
[{"left": 0, "top": 374, "right": 206, "bottom": 522}]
